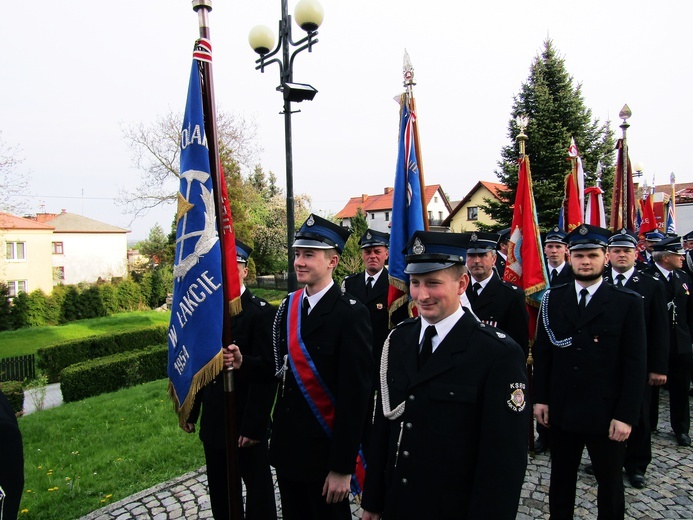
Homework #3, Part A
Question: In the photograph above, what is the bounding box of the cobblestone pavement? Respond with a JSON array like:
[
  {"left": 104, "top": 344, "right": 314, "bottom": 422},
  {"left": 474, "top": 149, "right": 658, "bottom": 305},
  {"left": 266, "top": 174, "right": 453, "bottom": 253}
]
[{"left": 81, "top": 391, "right": 693, "bottom": 519}]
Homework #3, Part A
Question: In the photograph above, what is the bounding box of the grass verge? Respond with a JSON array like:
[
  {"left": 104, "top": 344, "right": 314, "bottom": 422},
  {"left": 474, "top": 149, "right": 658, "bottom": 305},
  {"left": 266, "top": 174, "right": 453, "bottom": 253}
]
[
  {"left": 17, "top": 379, "right": 204, "bottom": 519},
  {"left": 0, "top": 311, "right": 172, "bottom": 358},
  {"left": 250, "top": 288, "right": 287, "bottom": 307}
]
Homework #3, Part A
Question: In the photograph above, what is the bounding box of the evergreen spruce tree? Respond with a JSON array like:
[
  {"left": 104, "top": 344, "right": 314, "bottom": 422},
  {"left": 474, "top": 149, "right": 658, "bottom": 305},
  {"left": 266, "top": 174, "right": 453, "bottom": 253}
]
[{"left": 481, "top": 39, "right": 615, "bottom": 231}]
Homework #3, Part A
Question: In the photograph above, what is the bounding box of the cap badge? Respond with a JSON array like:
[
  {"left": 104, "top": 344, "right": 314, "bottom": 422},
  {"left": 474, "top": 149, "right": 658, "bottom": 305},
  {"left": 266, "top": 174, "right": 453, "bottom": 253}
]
[
  {"left": 471, "top": 233, "right": 478, "bottom": 242},
  {"left": 412, "top": 237, "right": 425, "bottom": 255},
  {"left": 366, "top": 232, "right": 372, "bottom": 239},
  {"left": 579, "top": 226, "right": 588, "bottom": 235},
  {"left": 553, "top": 226, "right": 560, "bottom": 232},
  {"left": 306, "top": 215, "right": 315, "bottom": 226},
  {"left": 620, "top": 228, "right": 627, "bottom": 234}
]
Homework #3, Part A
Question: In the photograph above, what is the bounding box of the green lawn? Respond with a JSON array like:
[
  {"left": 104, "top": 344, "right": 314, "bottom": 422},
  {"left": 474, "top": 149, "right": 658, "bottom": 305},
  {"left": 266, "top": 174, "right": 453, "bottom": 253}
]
[
  {"left": 0, "top": 311, "right": 171, "bottom": 358},
  {"left": 17, "top": 379, "right": 205, "bottom": 519}
]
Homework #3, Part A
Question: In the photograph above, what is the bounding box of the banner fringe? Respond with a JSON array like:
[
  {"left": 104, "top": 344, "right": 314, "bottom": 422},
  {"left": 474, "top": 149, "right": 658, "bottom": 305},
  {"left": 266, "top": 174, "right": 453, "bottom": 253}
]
[{"left": 168, "top": 350, "right": 225, "bottom": 424}]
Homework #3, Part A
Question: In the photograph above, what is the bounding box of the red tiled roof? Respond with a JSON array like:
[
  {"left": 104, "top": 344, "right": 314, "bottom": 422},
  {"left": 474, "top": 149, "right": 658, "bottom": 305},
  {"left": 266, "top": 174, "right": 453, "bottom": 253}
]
[
  {"left": 0, "top": 211, "right": 54, "bottom": 230},
  {"left": 336, "top": 185, "right": 447, "bottom": 218}
]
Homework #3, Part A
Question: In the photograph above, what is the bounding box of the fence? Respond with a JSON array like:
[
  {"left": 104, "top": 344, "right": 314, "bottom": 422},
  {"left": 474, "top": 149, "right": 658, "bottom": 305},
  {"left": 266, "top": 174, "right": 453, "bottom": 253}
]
[{"left": 0, "top": 354, "right": 36, "bottom": 382}]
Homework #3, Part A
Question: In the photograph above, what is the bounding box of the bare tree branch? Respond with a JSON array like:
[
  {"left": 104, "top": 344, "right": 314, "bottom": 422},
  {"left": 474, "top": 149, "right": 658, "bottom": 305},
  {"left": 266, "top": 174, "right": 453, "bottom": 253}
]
[
  {"left": 0, "top": 131, "right": 30, "bottom": 214},
  {"left": 118, "top": 110, "right": 260, "bottom": 220}
]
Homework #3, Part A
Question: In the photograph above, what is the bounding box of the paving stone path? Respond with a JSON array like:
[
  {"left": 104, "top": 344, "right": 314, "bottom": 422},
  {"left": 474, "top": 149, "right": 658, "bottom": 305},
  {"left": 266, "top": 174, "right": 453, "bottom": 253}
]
[{"left": 81, "top": 390, "right": 693, "bottom": 519}]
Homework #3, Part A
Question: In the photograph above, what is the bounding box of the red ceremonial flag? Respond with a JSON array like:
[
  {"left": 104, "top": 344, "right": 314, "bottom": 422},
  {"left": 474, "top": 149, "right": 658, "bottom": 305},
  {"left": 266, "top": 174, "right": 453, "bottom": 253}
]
[
  {"left": 218, "top": 165, "right": 242, "bottom": 317},
  {"left": 562, "top": 173, "right": 582, "bottom": 232},
  {"left": 610, "top": 139, "right": 636, "bottom": 231},
  {"left": 503, "top": 155, "right": 549, "bottom": 341},
  {"left": 638, "top": 195, "right": 657, "bottom": 234}
]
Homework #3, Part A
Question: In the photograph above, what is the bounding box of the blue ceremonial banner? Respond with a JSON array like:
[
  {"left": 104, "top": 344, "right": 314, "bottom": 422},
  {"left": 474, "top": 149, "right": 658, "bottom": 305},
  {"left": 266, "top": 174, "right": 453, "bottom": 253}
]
[
  {"left": 388, "top": 94, "right": 425, "bottom": 318},
  {"left": 167, "top": 56, "right": 224, "bottom": 422}
]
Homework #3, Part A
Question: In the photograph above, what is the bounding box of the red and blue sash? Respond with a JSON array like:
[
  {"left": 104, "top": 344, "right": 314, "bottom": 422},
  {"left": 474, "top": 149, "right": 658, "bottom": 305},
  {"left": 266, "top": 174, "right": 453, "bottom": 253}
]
[{"left": 286, "top": 289, "right": 367, "bottom": 495}]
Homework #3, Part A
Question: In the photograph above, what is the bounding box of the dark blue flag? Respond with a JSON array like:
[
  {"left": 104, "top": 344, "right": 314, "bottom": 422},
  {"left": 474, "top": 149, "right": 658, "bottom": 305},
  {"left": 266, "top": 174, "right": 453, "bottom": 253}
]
[
  {"left": 388, "top": 94, "right": 425, "bottom": 319},
  {"left": 167, "top": 52, "right": 224, "bottom": 422}
]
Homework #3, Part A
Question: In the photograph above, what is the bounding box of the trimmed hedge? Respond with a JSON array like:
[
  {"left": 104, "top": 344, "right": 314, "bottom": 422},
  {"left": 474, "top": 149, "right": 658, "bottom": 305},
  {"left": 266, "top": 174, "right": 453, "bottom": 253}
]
[
  {"left": 0, "top": 380, "right": 24, "bottom": 414},
  {"left": 61, "top": 344, "right": 167, "bottom": 403},
  {"left": 37, "top": 325, "right": 168, "bottom": 383}
]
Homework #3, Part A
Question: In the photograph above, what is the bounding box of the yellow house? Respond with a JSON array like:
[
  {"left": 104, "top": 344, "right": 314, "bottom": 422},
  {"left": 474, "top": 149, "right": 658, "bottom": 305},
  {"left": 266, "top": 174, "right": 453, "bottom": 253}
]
[
  {"left": 0, "top": 212, "right": 55, "bottom": 296},
  {"left": 443, "top": 181, "right": 506, "bottom": 232}
]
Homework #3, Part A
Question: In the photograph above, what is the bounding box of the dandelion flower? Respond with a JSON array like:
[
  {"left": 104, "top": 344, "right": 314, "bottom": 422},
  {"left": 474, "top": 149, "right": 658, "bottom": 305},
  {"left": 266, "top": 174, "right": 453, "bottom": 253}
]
[{"left": 21, "top": 509, "right": 29, "bottom": 514}]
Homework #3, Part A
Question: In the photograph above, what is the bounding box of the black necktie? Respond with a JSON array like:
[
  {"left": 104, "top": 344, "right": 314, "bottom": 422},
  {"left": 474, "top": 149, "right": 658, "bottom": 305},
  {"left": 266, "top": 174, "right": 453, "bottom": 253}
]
[
  {"left": 615, "top": 274, "right": 625, "bottom": 287},
  {"left": 473, "top": 282, "right": 482, "bottom": 297},
  {"left": 366, "top": 276, "right": 374, "bottom": 294},
  {"left": 302, "top": 297, "right": 310, "bottom": 318},
  {"left": 418, "top": 325, "right": 437, "bottom": 369},
  {"left": 551, "top": 269, "right": 558, "bottom": 284},
  {"left": 578, "top": 288, "right": 589, "bottom": 315}
]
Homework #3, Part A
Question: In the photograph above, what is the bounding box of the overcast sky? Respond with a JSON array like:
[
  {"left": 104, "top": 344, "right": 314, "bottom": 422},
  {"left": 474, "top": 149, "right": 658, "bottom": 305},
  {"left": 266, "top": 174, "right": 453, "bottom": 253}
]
[{"left": 2, "top": 1, "right": 691, "bottom": 241}]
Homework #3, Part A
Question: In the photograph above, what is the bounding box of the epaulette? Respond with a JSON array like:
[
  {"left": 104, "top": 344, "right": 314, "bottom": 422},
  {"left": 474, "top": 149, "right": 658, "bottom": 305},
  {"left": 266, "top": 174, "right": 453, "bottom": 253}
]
[
  {"left": 500, "top": 280, "right": 521, "bottom": 291},
  {"left": 476, "top": 321, "right": 517, "bottom": 345},
  {"left": 338, "top": 292, "right": 362, "bottom": 307},
  {"left": 636, "top": 270, "right": 659, "bottom": 282},
  {"left": 394, "top": 316, "right": 418, "bottom": 329},
  {"left": 249, "top": 294, "right": 271, "bottom": 308}
]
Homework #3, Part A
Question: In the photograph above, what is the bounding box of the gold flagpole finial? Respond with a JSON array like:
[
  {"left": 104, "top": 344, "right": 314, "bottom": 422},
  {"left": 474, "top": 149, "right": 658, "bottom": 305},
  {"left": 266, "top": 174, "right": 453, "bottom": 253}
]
[{"left": 516, "top": 115, "right": 529, "bottom": 156}]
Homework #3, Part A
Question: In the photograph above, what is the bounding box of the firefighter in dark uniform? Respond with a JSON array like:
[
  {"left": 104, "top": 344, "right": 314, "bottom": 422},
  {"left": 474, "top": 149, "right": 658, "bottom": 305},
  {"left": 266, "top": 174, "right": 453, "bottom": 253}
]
[
  {"left": 533, "top": 224, "right": 646, "bottom": 520},
  {"left": 463, "top": 231, "right": 530, "bottom": 357},
  {"left": 361, "top": 231, "right": 529, "bottom": 520},
  {"left": 270, "top": 214, "right": 373, "bottom": 520},
  {"left": 603, "top": 228, "right": 669, "bottom": 488},
  {"left": 495, "top": 227, "right": 510, "bottom": 278},
  {"left": 342, "top": 229, "right": 393, "bottom": 363},
  {"left": 534, "top": 226, "right": 573, "bottom": 454},
  {"left": 183, "top": 239, "right": 278, "bottom": 520},
  {"left": 342, "top": 229, "right": 406, "bottom": 459},
  {"left": 644, "top": 235, "right": 693, "bottom": 447},
  {"left": 544, "top": 226, "right": 573, "bottom": 286}
]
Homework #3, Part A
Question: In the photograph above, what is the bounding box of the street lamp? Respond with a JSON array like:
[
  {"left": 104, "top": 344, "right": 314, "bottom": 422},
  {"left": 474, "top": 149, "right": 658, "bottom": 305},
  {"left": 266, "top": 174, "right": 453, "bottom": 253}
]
[{"left": 249, "top": 0, "right": 323, "bottom": 292}]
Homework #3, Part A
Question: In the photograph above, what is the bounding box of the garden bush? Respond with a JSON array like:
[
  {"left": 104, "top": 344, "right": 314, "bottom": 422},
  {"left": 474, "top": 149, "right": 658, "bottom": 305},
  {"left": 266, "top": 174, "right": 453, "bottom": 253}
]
[
  {"left": 60, "top": 344, "right": 167, "bottom": 402},
  {"left": 36, "top": 324, "right": 168, "bottom": 383},
  {"left": 0, "top": 380, "right": 24, "bottom": 414}
]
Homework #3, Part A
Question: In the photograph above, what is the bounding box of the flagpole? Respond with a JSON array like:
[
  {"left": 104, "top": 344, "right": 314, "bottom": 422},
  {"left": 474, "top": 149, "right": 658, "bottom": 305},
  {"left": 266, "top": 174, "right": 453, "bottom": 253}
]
[
  {"left": 192, "top": 2, "right": 243, "bottom": 519},
  {"left": 619, "top": 105, "right": 632, "bottom": 229},
  {"left": 403, "top": 51, "right": 428, "bottom": 231}
]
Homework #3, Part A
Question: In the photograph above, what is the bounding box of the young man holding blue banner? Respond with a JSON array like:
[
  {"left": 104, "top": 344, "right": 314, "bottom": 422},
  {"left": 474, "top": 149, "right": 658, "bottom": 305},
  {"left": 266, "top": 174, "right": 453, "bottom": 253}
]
[
  {"left": 183, "top": 239, "right": 277, "bottom": 520},
  {"left": 270, "top": 214, "right": 373, "bottom": 520}
]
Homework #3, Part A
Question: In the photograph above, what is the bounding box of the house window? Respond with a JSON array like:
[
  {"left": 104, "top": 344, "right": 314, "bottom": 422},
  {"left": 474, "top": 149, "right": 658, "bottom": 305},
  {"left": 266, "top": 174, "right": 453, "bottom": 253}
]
[
  {"left": 434, "top": 196, "right": 439, "bottom": 203},
  {"left": 52, "top": 241, "right": 64, "bottom": 254},
  {"left": 467, "top": 207, "right": 479, "bottom": 221},
  {"left": 438, "top": 211, "right": 443, "bottom": 220},
  {"left": 7, "top": 280, "right": 27, "bottom": 297},
  {"left": 6, "top": 241, "right": 26, "bottom": 260},
  {"left": 385, "top": 212, "right": 390, "bottom": 222},
  {"left": 53, "top": 266, "right": 65, "bottom": 281},
  {"left": 428, "top": 211, "right": 433, "bottom": 220},
  {"left": 371, "top": 213, "right": 375, "bottom": 220}
]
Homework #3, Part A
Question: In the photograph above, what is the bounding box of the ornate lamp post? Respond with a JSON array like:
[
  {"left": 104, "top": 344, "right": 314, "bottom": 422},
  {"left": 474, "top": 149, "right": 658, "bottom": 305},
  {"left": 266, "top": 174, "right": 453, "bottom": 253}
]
[{"left": 249, "top": 0, "right": 324, "bottom": 292}]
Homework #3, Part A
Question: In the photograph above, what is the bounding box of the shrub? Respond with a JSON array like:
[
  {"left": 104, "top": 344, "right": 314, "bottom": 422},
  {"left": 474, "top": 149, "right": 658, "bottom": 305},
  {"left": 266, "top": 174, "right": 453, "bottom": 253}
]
[
  {"left": 79, "top": 285, "right": 106, "bottom": 319},
  {"left": 61, "top": 285, "right": 82, "bottom": 322},
  {"left": 100, "top": 283, "right": 119, "bottom": 315},
  {"left": 0, "top": 380, "right": 24, "bottom": 414},
  {"left": 36, "top": 324, "right": 168, "bottom": 383},
  {"left": 0, "top": 282, "right": 11, "bottom": 331},
  {"left": 61, "top": 344, "right": 167, "bottom": 402},
  {"left": 115, "top": 279, "right": 144, "bottom": 311}
]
